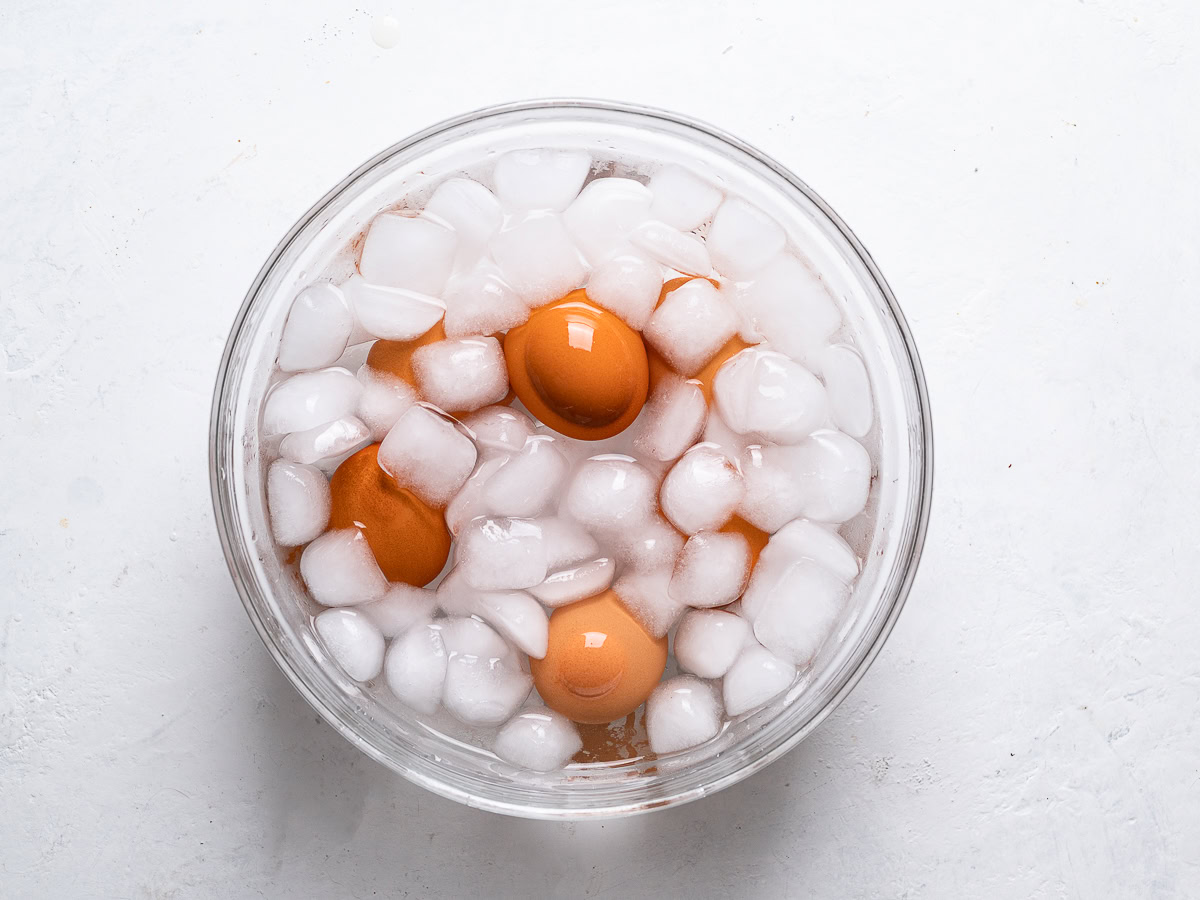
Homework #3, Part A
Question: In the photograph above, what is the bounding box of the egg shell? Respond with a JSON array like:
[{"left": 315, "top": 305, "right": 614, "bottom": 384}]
[
  {"left": 504, "top": 290, "right": 649, "bottom": 441},
  {"left": 328, "top": 443, "right": 451, "bottom": 586},
  {"left": 530, "top": 589, "right": 668, "bottom": 725}
]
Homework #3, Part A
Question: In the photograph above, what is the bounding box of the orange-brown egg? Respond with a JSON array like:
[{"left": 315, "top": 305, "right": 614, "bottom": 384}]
[
  {"left": 505, "top": 290, "right": 649, "bottom": 440},
  {"left": 530, "top": 589, "right": 668, "bottom": 725},
  {"left": 328, "top": 443, "right": 451, "bottom": 586}
]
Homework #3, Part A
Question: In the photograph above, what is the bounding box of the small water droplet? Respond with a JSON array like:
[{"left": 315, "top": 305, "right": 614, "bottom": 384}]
[
  {"left": 370, "top": 15, "right": 402, "bottom": 49},
  {"left": 169, "top": 531, "right": 178, "bottom": 542}
]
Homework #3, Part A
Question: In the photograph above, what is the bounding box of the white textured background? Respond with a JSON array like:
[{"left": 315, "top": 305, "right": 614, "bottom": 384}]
[{"left": 3, "top": 1, "right": 1198, "bottom": 897}]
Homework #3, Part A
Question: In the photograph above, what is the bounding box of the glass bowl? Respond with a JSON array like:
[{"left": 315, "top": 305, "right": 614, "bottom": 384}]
[{"left": 209, "top": 99, "right": 933, "bottom": 819}]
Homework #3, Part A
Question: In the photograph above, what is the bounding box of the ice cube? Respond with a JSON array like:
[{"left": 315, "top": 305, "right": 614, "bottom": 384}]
[
  {"left": 584, "top": 252, "right": 662, "bottom": 329},
  {"left": 278, "top": 416, "right": 371, "bottom": 465},
  {"left": 737, "top": 443, "right": 808, "bottom": 533},
  {"left": 494, "top": 707, "right": 583, "bottom": 771},
  {"left": 821, "top": 345, "right": 873, "bottom": 438},
  {"left": 673, "top": 609, "right": 749, "bottom": 679},
  {"left": 668, "top": 531, "right": 751, "bottom": 609},
  {"left": 720, "top": 281, "right": 765, "bottom": 345},
  {"left": 633, "top": 375, "right": 708, "bottom": 462},
  {"left": 491, "top": 213, "right": 587, "bottom": 307},
  {"left": 266, "top": 460, "right": 331, "bottom": 546},
  {"left": 263, "top": 367, "right": 362, "bottom": 435},
  {"left": 442, "top": 262, "right": 529, "bottom": 339},
  {"left": 277, "top": 283, "right": 353, "bottom": 372},
  {"left": 613, "top": 516, "right": 684, "bottom": 574},
  {"left": 423, "top": 177, "right": 502, "bottom": 263},
  {"left": 646, "top": 675, "right": 722, "bottom": 754},
  {"left": 358, "top": 213, "right": 457, "bottom": 295},
  {"left": 563, "top": 177, "right": 653, "bottom": 264},
  {"left": 378, "top": 404, "right": 478, "bottom": 506},
  {"left": 439, "top": 614, "right": 511, "bottom": 658},
  {"left": 712, "top": 347, "right": 829, "bottom": 444},
  {"left": 438, "top": 571, "right": 550, "bottom": 658},
  {"left": 562, "top": 456, "right": 658, "bottom": 533},
  {"left": 660, "top": 445, "right": 745, "bottom": 535},
  {"left": 706, "top": 198, "right": 786, "bottom": 281},
  {"left": 644, "top": 279, "right": 738, "bottom": 376},
  {"left": 529, "top": 556, "right": 616, "bottom": 607},
  {"left": 648, "top": 164, "right": 723, "bottom": 231},
  {"left": 745, "top": 559, "right": 848, "bottom": 666},
  {"left": 441, "top": 616, "right": 533, "bottom": 726},
  {"left": 358, "top": 582, "right": 437, "bottom": 638},
  {"left": 457, "top": 517, "right": 548, "bottom": 590},
  {"left": 300, "top": 528, "right": 388, "bottom": 607},
  {"left": 355, "top": 364, "right": 417, "bottom": 441},
  {"left": 433, "top": 566, "right": 481, "bottom": 617},
  {"left": 483, "top": 436, "right": 569, "bottom": 518},
  {"left": 314, "top": 608, "right": 385, "bottom": 682},
  {"left": 411, "top": 336, "right": 509, "bottom": 414},
  {"left": 628, "top": 219, "right": 711, "bottom": 276},
  {"left": 761, "top": 518, "right": 859, "bottom": 585},
  {"left": 493, "top": 148, "right": 592, "bottom": 213},
  {"left": 469, "top": 589, "right": 549, "bottom": 659},
  {"left": 723, "top": 643, "right": 796, "bottom": 716},
  {"left": 462, "top": 406, "right": 534, "bottom": 456},
  {"left": 384, "top": 622, "right": 447, "bottom": 714},
  {"left": 701, "top": 407, "right": 752, "bottom": 459},
  {"left": 333, "top": 339, "right": 374, "bottom": 373},
  {"left": 738, "top": 254, "right": 841, "bottom": 362},
  {"left": 537, "top": 516, "right": 602, "bottom": 569},
  {"left": 444, "top": 456, "right": 506, "bottom": 537},
  {"left": 793, "top": 430, "right": 871, "bottom": 523},
  {"left": 613, "top": 568, "right": 685, "bottom": 638},
  {"left": 443, "top": 653, "right": 532, "bottom": 727},
  {"left": 341, "top": 275, "right": 446, "bottom": 342}
]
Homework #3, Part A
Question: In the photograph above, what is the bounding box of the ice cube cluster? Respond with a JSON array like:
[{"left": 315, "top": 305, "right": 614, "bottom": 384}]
[{"left": 261, "top": 149, "right": 877, "bottom": 772}]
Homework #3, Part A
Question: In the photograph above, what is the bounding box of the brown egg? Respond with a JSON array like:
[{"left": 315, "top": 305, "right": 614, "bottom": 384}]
[
  {"left": 646, "top": 277, "right": 752, "bottom": 403},
  {"left": 505, "top": 290, "right": 649, "bottom": 440},
  {"left": 530, "top": 589, "right": 668, "bottom": 725},
  {"left": 328, "top": 443, "right": 451, "bottom": 586}
]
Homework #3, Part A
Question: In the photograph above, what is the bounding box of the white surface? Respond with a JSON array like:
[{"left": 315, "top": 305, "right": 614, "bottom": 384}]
[{"left": 2, "top": 1, "right": 1198, "bottom": 896}]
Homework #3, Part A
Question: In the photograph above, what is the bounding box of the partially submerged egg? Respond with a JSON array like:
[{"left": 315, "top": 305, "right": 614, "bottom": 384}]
[
  {"left": 328, "top": 443, "right": 451, "bottom": 586},
  {"left": 505, "top": 290, "right": 649, "bottom": 440},
  {"left": 530, "top": 589, "right": 668, "bottom": 725}
]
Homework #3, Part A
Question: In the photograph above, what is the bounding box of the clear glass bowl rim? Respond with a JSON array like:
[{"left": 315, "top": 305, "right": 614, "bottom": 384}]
[{"left": 208, "top": 97, "right": 934, "bottom": 819}]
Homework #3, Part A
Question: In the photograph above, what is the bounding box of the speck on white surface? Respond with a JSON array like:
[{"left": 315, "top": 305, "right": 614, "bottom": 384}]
[{"left": 4, "top": 2, "right": 1199, "bottom": 896}]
